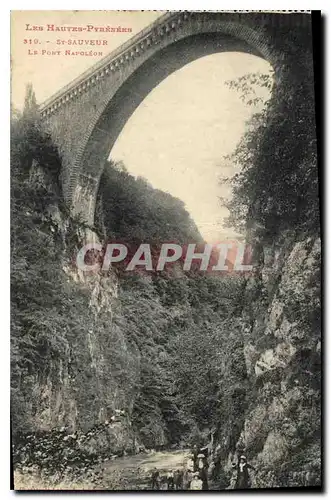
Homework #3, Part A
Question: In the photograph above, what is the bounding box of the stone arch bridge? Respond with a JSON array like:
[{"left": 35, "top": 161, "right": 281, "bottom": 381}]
[{"left": 40, "top": 11, "right": 313, "bottom": 224}]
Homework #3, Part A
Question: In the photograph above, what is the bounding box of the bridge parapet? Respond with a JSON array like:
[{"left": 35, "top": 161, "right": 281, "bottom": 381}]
[
  {"left": 40, "top": 11, "right": 182, "bottom": 116},
  {"left": 40, "top": 11, "right": 311, "bottom": 119}
]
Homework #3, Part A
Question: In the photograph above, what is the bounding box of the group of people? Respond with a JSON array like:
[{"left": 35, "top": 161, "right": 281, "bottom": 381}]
[
  {"left": 150, "top": 444, "right": 210, "bottom": 491},
  {"left": 150, "top": 446, "right": 255, "bottom": 491},
  {"left": 150, "top": 468, "right": 184, "bottom": 490}
]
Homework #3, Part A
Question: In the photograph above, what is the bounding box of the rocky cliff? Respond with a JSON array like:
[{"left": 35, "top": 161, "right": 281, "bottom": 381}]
[{"left": 231, "top": 233, "right": 321, "bottom": 487}]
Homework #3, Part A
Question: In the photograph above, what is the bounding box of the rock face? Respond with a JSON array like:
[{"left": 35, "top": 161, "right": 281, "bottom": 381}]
[
  {"left": 13, "top": 150, "right": 321, "bottom": 488},
  {"left": 20, "top": 256, "right": 138, "bottom": 441},
  {"left": 32, "top": 273, "right": 115, "bottom": 423},
  {"left": 237, "top": 234, "right": 321, "bottom": 486},
  {"left": 13, "top": 157, "right": 140, "bottom": 446}
]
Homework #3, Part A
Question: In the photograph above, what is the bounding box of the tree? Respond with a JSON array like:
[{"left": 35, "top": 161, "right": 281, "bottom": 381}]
[{"left": 222, "top": 63, "right": 318, "bottom": 242}]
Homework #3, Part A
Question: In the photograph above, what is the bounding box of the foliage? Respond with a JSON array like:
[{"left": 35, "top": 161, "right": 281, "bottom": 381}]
[
  {"left": 12, "top": 60, "right": 321, "bottom": 490},
  {"left": 221, "top": 34, "right": 321, "bottom": 485},
  {"left": 223, "top": 60, "right": 319, "bottom": 242},
  {"left": 95, "top": 160, "right": 202, "bottom": 244},
  {"left": 11, "top": 87, "right": 138, "bottom": 436},
  {"left": 11, "top": 84, "right": 62, "bottom": 189},
  {"left": 225, "top": 71, "right": 274, "bottom": 107},
  {"left": 14, "top": 467, "right": 123, "bottom": 490},
  {"left": 11, "top": 91, "right": 246, "bottom": 456},
  {"left": 93, "top": 158, "right": 246, "bottom": 447}
]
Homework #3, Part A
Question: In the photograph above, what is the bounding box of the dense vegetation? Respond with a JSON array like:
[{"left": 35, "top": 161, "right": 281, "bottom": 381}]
[
  {"left": 12, "top": 25, "right": 321, "bottom": 487},
  {"left": 219, "top": 28, "right": 321, "bottom": 486},
  {"left": 11, "top": 90, "right": 139, "bottom": 437},
  {"left": 95, "top": 162, "right": 246, "bottom": 449},
  {"left": 11, "top": 88, "right": 245, "bottom": 462},
  {"left": 223, "top": 44, "right": 319, "bottom": 242},
  {"left": 95, "top": 160, "right": 202, "bottom": 245}
]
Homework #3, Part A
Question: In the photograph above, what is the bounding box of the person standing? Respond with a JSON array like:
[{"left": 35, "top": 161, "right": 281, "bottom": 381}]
[
  {"left": 174, "top": 469, "right": 184, "bottom": 490},
  {"left": 199, "top": 465, "right": 209, "bottom": 490},
  {"left": 150, "top": 468, "right": 160, "bottom": 490},
  {"left": 192, "top": 444, "right": 199, "bottom": 472},
  {"left": 235, "top": 455, "right": 255, "bottom": 489},
  {"left": 211, "top": 452, "right": 222, "bottom": 483},
  {"left": 190, "top": 472, "right": 203, "bottom": 490},
  {"left": 167, "top": 471, "right": 175, "bottom": 490},
  {"left": 183, "top": 468, "right": 193, "bottom": 489},
  {"left": 226, "top": 462, "right": 238, "bottom": 489},
  {"left": 159, "top": 475, "right": 168, "bottom": 490},
  {"left": 186, "top": 456, "right": 194, "bottom": 472}
]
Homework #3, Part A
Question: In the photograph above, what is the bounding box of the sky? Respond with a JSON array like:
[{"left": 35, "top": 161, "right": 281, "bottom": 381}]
[
  {"left": 111, "top": 52, "right": 271, "bottom": 241},
  {"left": 11, "top": 11, "right": 163, "bottom": 108},
  {"left": 11, "top": 11, "right": 272, "bottom": 242}
]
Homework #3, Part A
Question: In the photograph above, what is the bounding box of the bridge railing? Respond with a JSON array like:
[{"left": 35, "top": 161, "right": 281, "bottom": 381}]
[
  {"left": 40, "top": 10, "right": 311, "bottom": 116},
  {"left": 39, "top": 11, "right": 179, "bottom": 112}
]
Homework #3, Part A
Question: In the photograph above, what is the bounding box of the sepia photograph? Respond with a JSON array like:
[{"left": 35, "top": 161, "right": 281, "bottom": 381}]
[{"left": 10, "top": 9, "right": 321, "bottom": 491}]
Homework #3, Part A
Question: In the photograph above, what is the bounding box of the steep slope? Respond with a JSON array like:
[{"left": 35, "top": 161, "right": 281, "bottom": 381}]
[{"left": 11, "top": 113, "right": 244, "bottom": 478}]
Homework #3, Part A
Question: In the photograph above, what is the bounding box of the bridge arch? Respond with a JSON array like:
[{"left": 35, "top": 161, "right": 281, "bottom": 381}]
[{"left": 40, "top": 12, "right": 310, "bottom": 224}]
